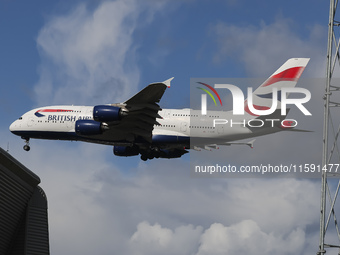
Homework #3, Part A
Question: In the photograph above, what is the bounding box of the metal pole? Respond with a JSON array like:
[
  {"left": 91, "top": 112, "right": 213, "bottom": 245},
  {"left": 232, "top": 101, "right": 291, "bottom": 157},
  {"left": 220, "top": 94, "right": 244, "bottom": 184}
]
[{"left": 318, "top": 0, "right": 335, "bottom": 254}]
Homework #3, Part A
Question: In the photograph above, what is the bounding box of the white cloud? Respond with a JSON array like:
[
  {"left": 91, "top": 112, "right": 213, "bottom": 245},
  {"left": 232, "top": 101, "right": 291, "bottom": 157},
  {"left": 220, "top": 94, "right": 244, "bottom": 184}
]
[
  {"left": 34, "top": 0, "right": 143, "bottom": 106},
  {"left": 127, "top": 218, "right": 308, "bottom": 255},
  {"left": 131, "top": 221, "right": 173, "bottom": 248},
  {"left": 129, "top": 221, "right": 203, "bottom": 255},
  {"left": 2, "top": 125, "right": 323, "bottom": 255},
  {"left": 197, "top": 220, "right": 305, "bottom": 255},
  {"left": 211, "top": 18, "right": 325, "bottom": 77}
]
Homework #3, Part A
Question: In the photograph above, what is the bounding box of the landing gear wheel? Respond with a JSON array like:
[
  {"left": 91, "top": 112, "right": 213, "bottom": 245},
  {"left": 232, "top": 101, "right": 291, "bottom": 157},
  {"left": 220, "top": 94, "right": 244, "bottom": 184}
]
[
  {"left": 141, "top": 155, "right": 148, "bottom": 161},
  {"left": 23, "top": 138, "right": 30, "bottom": 151}
]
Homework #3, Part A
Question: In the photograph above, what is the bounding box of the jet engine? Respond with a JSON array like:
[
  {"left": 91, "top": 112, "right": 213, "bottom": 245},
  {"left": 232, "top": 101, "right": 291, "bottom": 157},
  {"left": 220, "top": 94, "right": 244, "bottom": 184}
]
[
  {"left": 158, "top": 149, "right": 188, "bottom": 159},
  {"left": 140, "top": 148, "right": 188, "bottom": 161},
  {"left": 93, "top": 105, "right": 126, "bottom": 122},
  {"left": 75, "top": 120, "right": 108, "bottom": 135},
  {"left": 113, "top": 145, "right": 139, "bottom": 156}
]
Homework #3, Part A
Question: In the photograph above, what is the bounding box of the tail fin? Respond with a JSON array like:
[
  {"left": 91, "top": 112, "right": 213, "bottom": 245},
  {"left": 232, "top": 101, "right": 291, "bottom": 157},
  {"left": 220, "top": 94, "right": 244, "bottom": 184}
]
[{"left": 244, "top": 58, "right": 310, "bottom": 116}]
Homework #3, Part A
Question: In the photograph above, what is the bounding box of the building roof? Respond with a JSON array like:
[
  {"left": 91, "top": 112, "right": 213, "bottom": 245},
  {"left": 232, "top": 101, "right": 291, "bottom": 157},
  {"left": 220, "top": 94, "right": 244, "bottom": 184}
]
[{"left": 0, "top": 147, "right": 49, "bottom": 254}]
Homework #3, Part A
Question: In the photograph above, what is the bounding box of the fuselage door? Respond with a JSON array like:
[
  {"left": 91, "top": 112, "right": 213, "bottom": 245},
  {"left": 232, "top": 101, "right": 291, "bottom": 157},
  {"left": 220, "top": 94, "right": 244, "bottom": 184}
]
[
  {"left": 162, "top": 110, "right": 171, "bottom": 119},
  {"left": 217, "top": 125, "right": 224, "bottom": 134},
  {"left": 27, "top": 117, "right": 35, "bottom": 127},
  {"left": 180, "top": 122, "right": 187, "bottom": 132}
]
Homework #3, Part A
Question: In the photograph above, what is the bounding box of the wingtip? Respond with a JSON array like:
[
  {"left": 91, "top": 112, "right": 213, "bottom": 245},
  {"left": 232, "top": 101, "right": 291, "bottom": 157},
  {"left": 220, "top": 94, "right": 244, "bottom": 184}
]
[
  {"left": 163, "top": 77, "right": 174, "bottom": 88},
  {"left": 248, "top": 139, "right": 255, "bottom": 149}
]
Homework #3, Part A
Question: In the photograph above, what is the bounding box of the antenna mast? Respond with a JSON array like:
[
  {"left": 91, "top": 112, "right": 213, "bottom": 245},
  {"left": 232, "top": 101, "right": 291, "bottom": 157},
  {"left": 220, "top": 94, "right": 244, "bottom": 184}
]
[{"left": 318, "top": 0, "right": 340, "bottom": 254}]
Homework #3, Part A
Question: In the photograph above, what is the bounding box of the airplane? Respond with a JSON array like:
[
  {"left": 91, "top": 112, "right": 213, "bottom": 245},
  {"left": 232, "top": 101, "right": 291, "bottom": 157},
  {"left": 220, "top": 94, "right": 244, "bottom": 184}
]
[{"left": 9, "top": 58, "right": 310, "bottom": 161}]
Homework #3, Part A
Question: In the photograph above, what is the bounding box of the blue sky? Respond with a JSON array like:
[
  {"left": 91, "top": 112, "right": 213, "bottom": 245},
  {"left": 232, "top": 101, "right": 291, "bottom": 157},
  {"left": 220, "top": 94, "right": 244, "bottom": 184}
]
[{"left": 0, "top": 0, "right": 337, "bottom": 254}]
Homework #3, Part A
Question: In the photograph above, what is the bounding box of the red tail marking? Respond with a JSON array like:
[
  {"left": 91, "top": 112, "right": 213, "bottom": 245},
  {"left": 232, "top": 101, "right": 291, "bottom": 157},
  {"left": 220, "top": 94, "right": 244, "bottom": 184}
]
[{"left": 261, "top": 66, "right": 305, "bottom": 87}]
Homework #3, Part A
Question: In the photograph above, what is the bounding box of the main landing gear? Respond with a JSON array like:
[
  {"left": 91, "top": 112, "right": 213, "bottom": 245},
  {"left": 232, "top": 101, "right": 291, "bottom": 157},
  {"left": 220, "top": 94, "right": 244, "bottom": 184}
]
[
  {"left": 22, "top": 137, "right": 30, "bottom": 151},
  {"left": 140, "top": 147, "right": 160, "bottom": 161}
]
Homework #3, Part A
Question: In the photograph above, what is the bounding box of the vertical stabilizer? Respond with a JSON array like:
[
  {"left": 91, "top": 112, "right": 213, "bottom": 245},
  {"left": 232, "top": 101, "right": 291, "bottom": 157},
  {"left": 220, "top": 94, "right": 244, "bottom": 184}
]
[{"left": 244, "top": 58, "right": 310, "bottom": 116}]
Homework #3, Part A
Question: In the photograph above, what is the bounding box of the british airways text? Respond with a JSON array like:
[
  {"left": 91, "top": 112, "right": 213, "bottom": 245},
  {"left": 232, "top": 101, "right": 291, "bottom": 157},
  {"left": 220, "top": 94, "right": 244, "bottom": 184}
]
[{"left": 47, "top": 115, "right": 92, "bottom": 121}]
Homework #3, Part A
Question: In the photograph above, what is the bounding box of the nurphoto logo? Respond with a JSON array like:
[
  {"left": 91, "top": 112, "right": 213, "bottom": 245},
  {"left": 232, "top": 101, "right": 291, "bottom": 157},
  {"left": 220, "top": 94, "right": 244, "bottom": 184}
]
[{"left": 198, "top": 83, "right": 311, "bottom": 116}]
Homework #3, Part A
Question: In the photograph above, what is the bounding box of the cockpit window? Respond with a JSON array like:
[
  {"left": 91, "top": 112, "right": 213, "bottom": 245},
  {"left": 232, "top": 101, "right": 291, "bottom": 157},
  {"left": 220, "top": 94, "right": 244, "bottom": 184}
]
[{"left": 19, "top": 117, "right": 22, "bottom": 120}]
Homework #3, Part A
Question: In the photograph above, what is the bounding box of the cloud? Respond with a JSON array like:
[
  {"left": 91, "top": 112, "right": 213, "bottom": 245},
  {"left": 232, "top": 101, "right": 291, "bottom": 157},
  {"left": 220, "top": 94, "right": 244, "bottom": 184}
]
[
  {"left": 2, "top": 123, "right": 322, "bottom": 255},
  {"left": 34, "top": 0, "right": 143, "bottom": 106},
  {"left": 197, "top": 220, "right": 305, "bottom": 255},
  {"left": 211, "top": 17, "right": 325, "bottom": 77},
  {"left": 129, "top": 221, "right": 203, "bottom": 255},
  {"left": 96, "top": 160, "right": 320, "bottom": 255},
  {"left": 128, "top": 220, "right": 306, "bottom": 255}
]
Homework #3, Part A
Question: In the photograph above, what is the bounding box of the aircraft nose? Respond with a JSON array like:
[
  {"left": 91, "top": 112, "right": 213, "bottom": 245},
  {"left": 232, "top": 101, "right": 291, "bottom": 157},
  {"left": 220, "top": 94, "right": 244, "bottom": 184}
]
[
  {"left": 9, "top": 121, "right": 15, "bottom": 132},
  {"left": 9, "top": 120, "right": 19, "bottom": 133}
]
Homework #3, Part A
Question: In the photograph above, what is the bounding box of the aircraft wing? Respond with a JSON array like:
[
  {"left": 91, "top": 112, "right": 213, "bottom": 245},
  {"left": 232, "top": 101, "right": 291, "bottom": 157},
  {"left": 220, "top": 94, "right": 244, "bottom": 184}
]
[
  {"left": 125, "top": 77, "right": 173, "bottom": 105},
  {"left": 106, "top": 78, "right": 174, "bottom": 143}
]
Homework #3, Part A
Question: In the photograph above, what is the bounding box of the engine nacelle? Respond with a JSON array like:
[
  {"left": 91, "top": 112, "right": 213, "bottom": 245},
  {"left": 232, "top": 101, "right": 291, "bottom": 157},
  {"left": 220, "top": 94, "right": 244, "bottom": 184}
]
[
  {"left": 93, "top": 105, "right": 124, "bottom": 122},
  {"left": 159, "top": 149, "right": 188, "bottom": 159},
  {"left": 140, "top": 148, "right": 189, "bottom": 161},
  {"left": 75, "top": 120, "right": 103, "bottom": 136},
  {"left": 113, "top": 146, "right": 139, "bottom": 157}
]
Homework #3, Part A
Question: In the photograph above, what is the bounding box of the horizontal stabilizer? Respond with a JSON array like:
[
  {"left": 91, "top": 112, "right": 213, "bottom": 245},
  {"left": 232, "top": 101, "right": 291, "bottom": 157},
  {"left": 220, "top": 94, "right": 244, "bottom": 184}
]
[{"left": 282, "top": 128, "right": 313, "bottom": 132}]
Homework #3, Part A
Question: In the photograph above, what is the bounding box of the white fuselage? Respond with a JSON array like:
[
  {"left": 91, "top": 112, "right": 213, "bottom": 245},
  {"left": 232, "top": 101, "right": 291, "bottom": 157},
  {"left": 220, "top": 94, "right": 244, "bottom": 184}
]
[{"left": 9, "top": 105, "right": 283, "bottom": 148}]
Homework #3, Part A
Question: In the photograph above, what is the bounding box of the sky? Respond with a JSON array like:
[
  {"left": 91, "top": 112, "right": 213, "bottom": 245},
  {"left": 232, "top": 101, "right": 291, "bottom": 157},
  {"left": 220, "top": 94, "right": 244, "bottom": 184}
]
[{"left": 1, "top": 0, "right": 340, "bottom": 254}]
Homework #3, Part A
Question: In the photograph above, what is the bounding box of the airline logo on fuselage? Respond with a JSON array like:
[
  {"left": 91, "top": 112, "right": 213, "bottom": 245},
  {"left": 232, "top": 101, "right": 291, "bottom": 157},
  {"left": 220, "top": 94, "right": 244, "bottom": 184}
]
[
  {"left": 35, "top": 109, "right": 73, "bottom": 117},
  {"left": 34, "top": 109, "right": 92, "bottom": 122},
  {"left": 47, "top": 115, "right": 92, "bottom": 122}
]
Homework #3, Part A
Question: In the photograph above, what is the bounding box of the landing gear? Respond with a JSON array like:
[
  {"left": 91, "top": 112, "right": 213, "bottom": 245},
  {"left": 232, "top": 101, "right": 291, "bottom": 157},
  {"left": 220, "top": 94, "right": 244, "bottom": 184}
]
[
  {"left": 141, "top": 154, "right": 148, "bottom": 161},
  {"left": 23, "top": 138, "right": 30, "bottom": 151},
  {"left": 140, "top": 147, "right": 160, "bottom": 161}
]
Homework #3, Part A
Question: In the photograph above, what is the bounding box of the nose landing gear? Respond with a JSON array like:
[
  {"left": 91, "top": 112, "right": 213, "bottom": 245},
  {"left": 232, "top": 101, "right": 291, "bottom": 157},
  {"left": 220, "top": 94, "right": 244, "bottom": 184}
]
[{"left": 22, "top": 138, "right": 30, "bottom": 151}]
